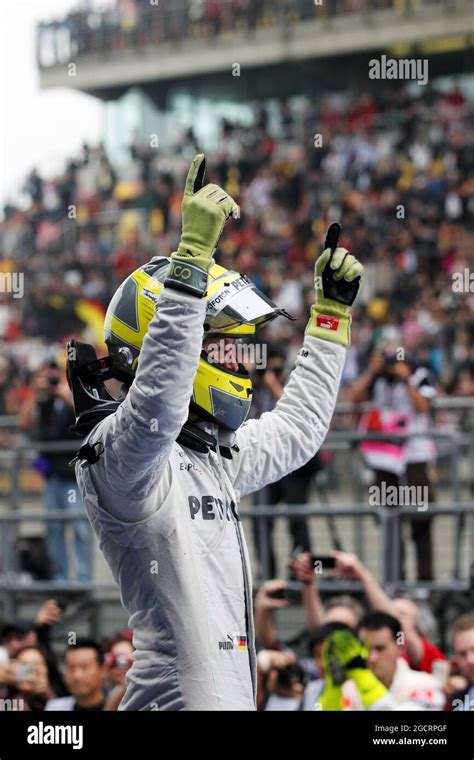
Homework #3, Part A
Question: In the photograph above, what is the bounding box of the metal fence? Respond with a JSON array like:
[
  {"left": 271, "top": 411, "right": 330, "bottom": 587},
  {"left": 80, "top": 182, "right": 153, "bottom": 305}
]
[{"left": 0, "top": 408, "right": 473, "bottom": 604}]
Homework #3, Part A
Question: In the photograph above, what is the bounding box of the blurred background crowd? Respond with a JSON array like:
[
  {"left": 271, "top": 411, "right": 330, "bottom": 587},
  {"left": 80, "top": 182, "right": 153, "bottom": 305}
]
[
  {"left": 0, "top": 0, "right": 473, "bottom": 712},
  {"left": 1, "top": 84, "right": 473, "bottom": 418},
  {"left": 37, "top": 0, "right": 400, "bottom": 67},
  {"left": 1, "top": 572, "right": 473, "bottom": 710}
]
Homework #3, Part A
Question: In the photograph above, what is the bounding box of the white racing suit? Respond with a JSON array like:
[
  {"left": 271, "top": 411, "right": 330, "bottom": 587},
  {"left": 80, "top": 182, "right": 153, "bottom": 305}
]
[{"left": 75, "top": 287, "right": 345, "bottom": 710}]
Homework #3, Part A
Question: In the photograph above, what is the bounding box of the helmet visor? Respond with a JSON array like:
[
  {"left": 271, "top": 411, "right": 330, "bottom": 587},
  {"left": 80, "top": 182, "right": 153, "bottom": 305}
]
[{"left": 206, "top": 274, "right": 288, "bottom": 333}]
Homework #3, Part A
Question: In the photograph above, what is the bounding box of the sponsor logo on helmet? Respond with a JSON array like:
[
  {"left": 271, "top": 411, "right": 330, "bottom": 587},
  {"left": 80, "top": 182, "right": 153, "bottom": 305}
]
[
  {"left": 141, "top": 288, "right": 160, "bottom": 305},
  {"left": 207, "top": 275, "right": 251, "bottom": 313},
  {"left": 208, "top": 288, "right": 232, "bottom": 311}
]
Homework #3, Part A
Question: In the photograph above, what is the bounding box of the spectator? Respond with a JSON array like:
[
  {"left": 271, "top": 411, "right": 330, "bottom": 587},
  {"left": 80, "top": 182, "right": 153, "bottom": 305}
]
[
  {"left": 0, "top": 621, "right": 38, "bottom": 659},
  {"left": 292, "top": 550, "right": 447, "bottom": 673},
  {"left": 18, "top": 363, "right": 91, "bottom": 582},
  {"left": 290, "top": 551, "right": 365, "bottom": 631},
  {"left": 45, "top": 639, "right": 106, "bottom": 711},
  {"left": 255, "top": 579, "right": 291, "bottom": 649},
  {"left": 391, "top": 597, "right": 446, "bottom": 674},
  {"left": 358, "top": 612, "right": 445, "bottom": 710},
  {"left": 449, "top": 614, "right": 474, "bottom": 711},
  {"left": 260, "top": 653, "right": 307, "bottom": 711},
  {"left": 349, "top": 346, "right": 437, "bottom": 580},
  {"left": 2, "top": 646, "right": 61, "bottom": 711},
  {"left": 103, "top": 631, "right": 134, "bottom": 710},
  {"left": 0, "top": 602, "right": 67, "bottom": 705}
]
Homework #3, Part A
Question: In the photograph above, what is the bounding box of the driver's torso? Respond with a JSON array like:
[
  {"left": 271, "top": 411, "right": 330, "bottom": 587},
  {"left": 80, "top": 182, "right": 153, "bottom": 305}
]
[{"left": 78, "top": 440, "right": 256, "bottom": 711}]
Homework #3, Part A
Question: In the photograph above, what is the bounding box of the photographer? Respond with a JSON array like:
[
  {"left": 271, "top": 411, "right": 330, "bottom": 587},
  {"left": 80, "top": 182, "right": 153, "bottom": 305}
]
[
  {"left": 449, "top": 614, "right": 474, "bottom": 711},
  {"left": 103, "top": 631, "right": 134, "bottom": 710},
  {"left": 2, "top": 645, "right": 62, "bottom": 711},
  {"left": 291, "top": 550, "right": 446, "bottom": 674},
  {"left": 257, "top": 649, "right": 307, "bottom": 711},
  {"left": 18, "top": 362, "right": 91, "bottom": 582},
  {"left": 0, "top": 601, "right": 68, "bottom": 703},
  {"left": 349, "top": 345, "right": 437, "bottom": 580}
]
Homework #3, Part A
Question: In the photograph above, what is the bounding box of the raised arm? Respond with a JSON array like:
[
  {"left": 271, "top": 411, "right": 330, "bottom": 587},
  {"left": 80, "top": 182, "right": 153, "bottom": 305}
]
[
  {"left": 87, "top": 287, "right": 206, "bottom": 505},
  {"left": 83, "top": 155, "right": 239, "bottom": 514},
  {"left": 290, "top": 552, "right": 326, "bottom": 630},
  {"left": 225, "top": 224, "right": 365, "bottom": 498}
]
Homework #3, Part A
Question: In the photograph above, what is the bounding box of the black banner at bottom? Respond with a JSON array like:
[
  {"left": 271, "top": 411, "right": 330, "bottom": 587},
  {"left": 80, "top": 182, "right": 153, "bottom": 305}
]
[{"left": 0, "top": 710, "right": 472, "bottom": 757}]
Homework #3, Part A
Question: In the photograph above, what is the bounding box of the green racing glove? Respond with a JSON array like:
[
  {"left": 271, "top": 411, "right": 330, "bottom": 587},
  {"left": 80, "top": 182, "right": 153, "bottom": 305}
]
[
  {"left": 164, "top": 153, "right": 240, "bottom": 297},
  {"left": 318, "top": 679, "right": 345, "bottom": 711},
  {"left": 305, "top": 223, "right": 364, "bottom": 347},
  {"left": 322, "top": 629, "right": 389, "bottom": 709}
]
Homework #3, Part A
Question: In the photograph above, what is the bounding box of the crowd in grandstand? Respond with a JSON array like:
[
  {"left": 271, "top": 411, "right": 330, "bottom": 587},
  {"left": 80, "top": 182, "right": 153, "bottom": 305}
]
[
  {"left": 37, "top": 0, "right": 401, "bottom": 66},
  {"left": 1, "top": 84, "right": 473, "bottom": 425},
  {"left": 2, "top": 6, "right": 474, "bottom": 710},
  {"left": 0, "top": 80, "right": 472, "bottom": 593}
]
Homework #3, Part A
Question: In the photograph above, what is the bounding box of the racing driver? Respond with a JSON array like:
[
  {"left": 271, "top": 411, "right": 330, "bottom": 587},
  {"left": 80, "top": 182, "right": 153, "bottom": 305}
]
[{"left": 71, "top": 154, "right": 364, "bottom": 710}]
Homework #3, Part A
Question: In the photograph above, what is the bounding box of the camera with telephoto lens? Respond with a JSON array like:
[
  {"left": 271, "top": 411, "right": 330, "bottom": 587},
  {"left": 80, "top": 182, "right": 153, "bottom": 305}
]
[
  {"left": 382, "top": 351, "right": 398, "bottom": 370},
  {"left": 276, "top": 662, "right": 308, "bottom": 690}
]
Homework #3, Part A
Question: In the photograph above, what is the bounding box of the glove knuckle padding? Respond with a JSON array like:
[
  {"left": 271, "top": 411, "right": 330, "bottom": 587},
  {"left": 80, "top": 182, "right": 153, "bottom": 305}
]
[
  {"left": 329, "top": 248, "right": 348, "bottom": 270},
  {"left": 335, "top": 255, "right": 357, "bottom": 280},
  {"left": 344, "top": 262, "right": 363, "bottom": 281},
  {"left": 201, "top": 184, "right": 220, "bottom": 198}
]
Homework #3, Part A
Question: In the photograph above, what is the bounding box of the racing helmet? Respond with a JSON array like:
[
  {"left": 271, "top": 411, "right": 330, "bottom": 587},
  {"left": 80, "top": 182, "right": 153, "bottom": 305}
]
[{"left": 103, "top": 256, "right": 292, "bottom": 432}]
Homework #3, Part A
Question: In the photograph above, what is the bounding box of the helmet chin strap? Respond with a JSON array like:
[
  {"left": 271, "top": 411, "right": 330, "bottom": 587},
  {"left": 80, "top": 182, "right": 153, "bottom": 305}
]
[
  {"left": 179, "top": 418, "right": 239, "bottom": 458},
  {"left": 66, "top": 340, "right": 242, "bottom": 468},
  {"left": 217, "top": 427, "right": 237, "bottom": 450}
]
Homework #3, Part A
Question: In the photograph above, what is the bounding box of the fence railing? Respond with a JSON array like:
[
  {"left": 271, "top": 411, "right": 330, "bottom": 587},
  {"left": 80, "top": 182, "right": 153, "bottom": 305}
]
[
  {"left": 0, "top": 424, "right": 473, "bottom": 591},
  {"left": 246, "top": 501, "right": 474, "bottom": 585},
  {"left": 1, "top": 395, "right": 473, "bottom": 433},
  {"left": 0, "top": 500, "right": 473, "bottom": 626}
]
